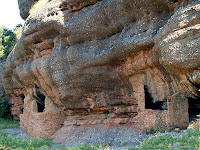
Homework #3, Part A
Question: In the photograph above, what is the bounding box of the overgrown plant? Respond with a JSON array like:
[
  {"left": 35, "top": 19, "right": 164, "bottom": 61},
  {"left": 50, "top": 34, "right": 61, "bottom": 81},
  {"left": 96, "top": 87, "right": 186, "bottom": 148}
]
[{"left": 0, "top": 97, "right": 11, "bottom": 119}]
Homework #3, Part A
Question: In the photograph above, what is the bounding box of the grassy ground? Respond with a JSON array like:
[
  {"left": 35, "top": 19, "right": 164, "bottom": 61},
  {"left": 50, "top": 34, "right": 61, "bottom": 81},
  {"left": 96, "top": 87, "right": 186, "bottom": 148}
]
[
  {"left": 0, "top": 132, "right": 53, "bottom": 150},
  {"left": 0, "top": 132, "right": 109, "bottom": 150},
  {"left": 0, "top": 118, "right": 199, "bottom": 150},
  {"left": 0, "top": 130, "right": 199, "bottom": 150},
  {"left": 0, "top": 118, "right": 19, "bottom": 129},
  {"left": 130, "top": 129, "right": 200, "bottom": 150}
]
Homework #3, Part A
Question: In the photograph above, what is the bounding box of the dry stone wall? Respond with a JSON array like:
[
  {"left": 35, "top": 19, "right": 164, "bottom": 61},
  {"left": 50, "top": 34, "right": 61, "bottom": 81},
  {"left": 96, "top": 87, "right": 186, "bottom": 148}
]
[{"left": 2, "top": 0, "right": 200, "bottom": 138}]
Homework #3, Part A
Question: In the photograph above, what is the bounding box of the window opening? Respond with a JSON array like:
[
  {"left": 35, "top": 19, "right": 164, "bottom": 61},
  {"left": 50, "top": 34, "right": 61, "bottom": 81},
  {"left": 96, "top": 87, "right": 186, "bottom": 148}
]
[{"left": 144, "top": 85, "right": 168, "bottom": 110}]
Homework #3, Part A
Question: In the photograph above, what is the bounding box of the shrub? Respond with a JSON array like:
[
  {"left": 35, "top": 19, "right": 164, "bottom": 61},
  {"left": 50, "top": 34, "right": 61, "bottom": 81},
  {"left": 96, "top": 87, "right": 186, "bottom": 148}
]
[
  {"left": 0, "top": 97, "right": 11, "bottom": 119},
  {"left": 120, "top": 141, "right": 127, "bottom": 146}
]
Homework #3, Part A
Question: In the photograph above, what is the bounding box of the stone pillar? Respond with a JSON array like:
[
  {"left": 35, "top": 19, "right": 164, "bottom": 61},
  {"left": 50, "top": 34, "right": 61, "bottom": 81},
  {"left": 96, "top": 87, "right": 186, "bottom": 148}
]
[{"left": 168, "top": 92, "right": 189, "bottom": 128}]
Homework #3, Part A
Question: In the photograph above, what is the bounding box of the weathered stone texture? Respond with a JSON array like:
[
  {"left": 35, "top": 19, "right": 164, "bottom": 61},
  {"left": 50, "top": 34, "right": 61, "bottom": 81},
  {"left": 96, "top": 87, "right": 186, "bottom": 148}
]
[
  {"left": 2, "top": 0, "right": 200, "bottom": 138},
  {"left": 18, "top": 0, "right": 39, "bottom": 19},
  {"left": 20, "top": 92, "right": 65, "bottom": 137},
  {"left": 10, "top": 96, "right": 24, "bottom": 121}
]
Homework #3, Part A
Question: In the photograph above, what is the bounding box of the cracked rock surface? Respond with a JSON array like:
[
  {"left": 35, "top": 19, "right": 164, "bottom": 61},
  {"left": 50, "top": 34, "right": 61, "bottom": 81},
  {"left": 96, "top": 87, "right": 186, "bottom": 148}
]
[{"left": 2, "top": 0, "right": 200, "bottom": 141}]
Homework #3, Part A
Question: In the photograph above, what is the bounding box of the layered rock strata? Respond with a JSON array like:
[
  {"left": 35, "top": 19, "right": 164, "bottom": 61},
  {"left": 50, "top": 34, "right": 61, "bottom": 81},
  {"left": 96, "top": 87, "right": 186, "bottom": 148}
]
[{"left": 2, "top": 0, "right": 200, "bottom": 138}]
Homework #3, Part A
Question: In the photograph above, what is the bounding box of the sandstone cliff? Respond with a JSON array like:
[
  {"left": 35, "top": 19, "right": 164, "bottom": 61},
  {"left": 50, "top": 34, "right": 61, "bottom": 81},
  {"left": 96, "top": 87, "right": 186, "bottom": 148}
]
[{"left": 2, "top": 0, "right": 200, "bottom": 138}]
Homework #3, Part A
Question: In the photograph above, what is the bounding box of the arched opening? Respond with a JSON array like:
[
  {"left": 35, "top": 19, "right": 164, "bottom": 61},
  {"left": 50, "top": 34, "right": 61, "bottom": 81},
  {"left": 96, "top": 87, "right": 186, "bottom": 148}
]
[{"left": 188, "top": 97, "right": 200, "bottom": 122}]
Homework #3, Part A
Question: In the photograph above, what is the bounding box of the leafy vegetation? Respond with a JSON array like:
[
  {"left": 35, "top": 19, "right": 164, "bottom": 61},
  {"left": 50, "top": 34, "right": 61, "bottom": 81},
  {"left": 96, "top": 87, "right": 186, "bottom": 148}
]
[
  {"left": 0, "top": 132, "right": 52, "bottom": 150},
  {"left": 0, "top": 132, "right": 110, "bottom": 150},
  {"left": 130, "top": 129, "right": 200, "bottom": 150},
  {"left": 0, "top": 128, "right": 199, "bottom": 150},
  {"left": 0, "top": 24, "right": 22, "bottom": 60},
  {"left": 0, "top": 97, "right": 12, "bottom": 119},
  {"left": 0, "top": 118, "right": 19, "bottom": 129},
  {"left": 120, "top": 141, "right": 127, "bottom": 146},
  {"left": 67, "top": 144, "right": 110, "bottom": 150}
]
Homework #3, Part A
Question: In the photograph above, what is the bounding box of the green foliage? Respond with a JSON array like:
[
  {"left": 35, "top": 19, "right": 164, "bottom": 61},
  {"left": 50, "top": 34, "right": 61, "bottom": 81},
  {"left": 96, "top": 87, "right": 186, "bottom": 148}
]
[
  {"left": 120, "top": 141, "right": 127, "bottom": 146},
  {"left": 0, "top": 24, "right": 22, "bottom": 60},
  {"left": 67, "top": 144, "right": 110, "bottom": 150},
  {"left": 0, "top": 134, "right": 110, "bottom": 150},
  {"left": 0, "top": 118, "right": 19, "bottom": 129},
  {"left": 130, "top": 129, "right": 200, "bottom": 150},
  {"left": 2, "top": 28, "right": 16, "bottom": 57},
  {"left": 0, "top": 97, "right": 11, "bottom": 119},
  {"left": 0, "top": 132, "right": 52, "bottom": 150}
]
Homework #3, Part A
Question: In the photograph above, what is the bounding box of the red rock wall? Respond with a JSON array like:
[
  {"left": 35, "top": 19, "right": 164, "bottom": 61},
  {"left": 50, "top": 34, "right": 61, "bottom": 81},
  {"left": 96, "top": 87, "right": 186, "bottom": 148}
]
[
  {"left": 20, "top": 92, "right": 65, "bottom": 137},
  {"left": 2, "top": 0, "right": 199, "bottom": 138},
  {"left": 10, "top": 97, "right": 24, "bottom": 121}
]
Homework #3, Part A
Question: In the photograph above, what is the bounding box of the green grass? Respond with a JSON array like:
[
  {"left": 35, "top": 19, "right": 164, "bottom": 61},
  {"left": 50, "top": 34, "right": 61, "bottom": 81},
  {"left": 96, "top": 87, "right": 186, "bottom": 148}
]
[
  {"left": 120, "top": 141, "right": 127, "bottom": 146},
  {"left": 66, "top": 144, "right": 110, "bottom": 150},
  {"left": 0, "top": 117, "right": 199, "bottom": 150},
  {"left": 0, "top": 133, "right": 110, "bottom": 150},
  {"left": 0, "top": 118, "right": 19, "bottom": 129},
  {"left": 0, "top": 129, "right": 199, "bottom": 150},
  {"left": 130, "top": 129, "right": 200, "bottom": 150},
  {"left": 0, "top": 132, "right": 52, "bottom": 150}
]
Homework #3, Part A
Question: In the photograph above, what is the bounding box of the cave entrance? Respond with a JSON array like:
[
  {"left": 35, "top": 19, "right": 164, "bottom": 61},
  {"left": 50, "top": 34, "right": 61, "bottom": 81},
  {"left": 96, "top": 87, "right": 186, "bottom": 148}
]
[
  {"left": 188, "top": 97, "right": 200, "bottom": 122},
  {"left": 34, "top": 85, "right": 46, "bottom": 112},
  {"left": 19, "top": 94, "right": 25, "bottom": 114},
  {"left": 144, "top": 85, "right": 168, "bottom": 110}
]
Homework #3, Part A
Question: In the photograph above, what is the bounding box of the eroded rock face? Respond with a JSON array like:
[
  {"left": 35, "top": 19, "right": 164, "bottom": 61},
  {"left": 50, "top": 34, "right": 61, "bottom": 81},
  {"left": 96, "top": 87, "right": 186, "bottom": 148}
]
[
  {"left": 18, "top": 0, "right": 39, "bottom": 19},
  {"left": 2, "top": 0, "right": 200, "bottom": 137}
]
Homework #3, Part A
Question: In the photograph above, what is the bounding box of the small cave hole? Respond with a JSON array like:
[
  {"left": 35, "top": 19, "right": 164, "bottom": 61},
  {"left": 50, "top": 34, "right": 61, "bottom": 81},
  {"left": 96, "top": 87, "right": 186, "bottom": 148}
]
[
  {"left": 34, "top": 85, "right": 46, "bottom": 112},
  {"left": 144, "top": 85, "right": 168, "bottom": 110},
  {"left": 19, "top": 94, "right": 25, "bottom": 114},
  {"left": 33, "top": 40, "right": 42, "bottom": 44},
  {"left": 188, "top": 97, "right": 200, "bottom": 122},
  {"left": 37, "top": 101, "right": 45, "bottom": 112}
]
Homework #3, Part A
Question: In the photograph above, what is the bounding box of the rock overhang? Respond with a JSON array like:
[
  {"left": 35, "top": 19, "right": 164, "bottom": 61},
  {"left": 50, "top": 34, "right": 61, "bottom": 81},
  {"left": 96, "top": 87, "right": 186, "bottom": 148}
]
[{"left": 2, "top": 0, "right": 200, "bottom": 138}]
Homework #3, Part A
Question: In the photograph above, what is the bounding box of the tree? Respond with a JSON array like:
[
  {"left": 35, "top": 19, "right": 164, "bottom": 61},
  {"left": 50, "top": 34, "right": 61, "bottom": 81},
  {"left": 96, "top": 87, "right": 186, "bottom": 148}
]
[
  {"left": 0, "top": 24, "right": 22, "bottom": 59},
  {"left": 2, "top": 28, "right": 16, "bottom": 56},
  {"left": 0, "top": 26, "right": 5, "bottom": 58}
]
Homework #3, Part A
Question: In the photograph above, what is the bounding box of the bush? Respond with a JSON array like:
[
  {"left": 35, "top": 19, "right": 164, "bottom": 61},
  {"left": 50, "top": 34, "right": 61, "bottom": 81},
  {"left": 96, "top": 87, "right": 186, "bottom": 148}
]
[
  {"left": 0, "top": 118, "right": 19, "bottom": 129},
  {"left": 0, "top": 97, "right": 11, "bottom": 119}
]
